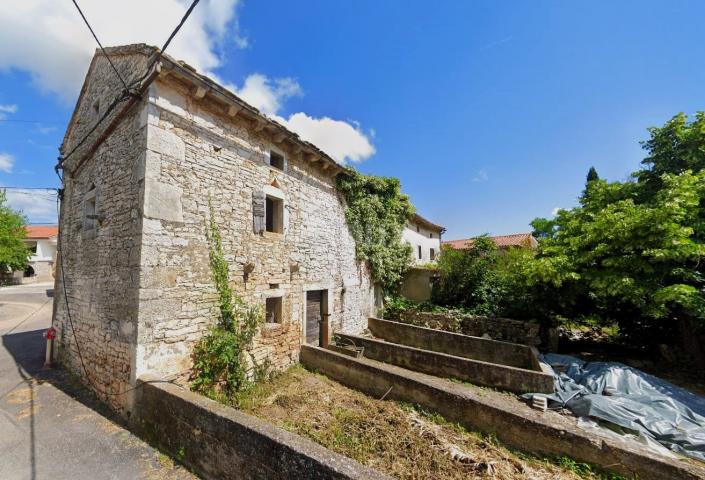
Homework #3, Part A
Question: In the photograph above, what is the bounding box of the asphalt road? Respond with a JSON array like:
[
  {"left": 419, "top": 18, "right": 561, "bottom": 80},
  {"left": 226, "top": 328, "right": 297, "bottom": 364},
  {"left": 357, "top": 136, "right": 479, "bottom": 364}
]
[{"left": 0, "top": 282, "right": 194, "bottom": 480}]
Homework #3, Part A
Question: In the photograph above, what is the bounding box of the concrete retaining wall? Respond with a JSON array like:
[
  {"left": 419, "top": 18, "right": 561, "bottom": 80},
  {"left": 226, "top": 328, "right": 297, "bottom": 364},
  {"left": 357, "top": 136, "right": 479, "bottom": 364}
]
[
  {"left": 300, "top": 345, "right": 705, "bottom": 480},
  {"left": 398, "top": 310, "right": 542, "bottom": 346},
  {"left": 368, "top": 317, "right": 536, "bottom": 370},
  {"left": 337, "top": 333, "right": 553, "bottom": 393},
  {"left": 132, "top": 376, "right": 391, "bottom": 480}
]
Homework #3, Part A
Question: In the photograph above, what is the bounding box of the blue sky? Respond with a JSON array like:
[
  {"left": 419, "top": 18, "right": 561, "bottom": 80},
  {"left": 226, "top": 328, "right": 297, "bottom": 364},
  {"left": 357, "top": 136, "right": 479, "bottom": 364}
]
[{"left": 0, "top": 1, "right": 703, "bottom": 239}]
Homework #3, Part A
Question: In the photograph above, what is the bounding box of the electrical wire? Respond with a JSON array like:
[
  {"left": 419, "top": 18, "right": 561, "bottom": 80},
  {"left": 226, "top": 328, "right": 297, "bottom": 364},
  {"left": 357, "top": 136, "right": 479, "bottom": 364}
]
[
  {"left": 58, "top": 0, "right": 201, "bottom": 169},
  {"left": 54, "top": 193, "right": 189, "bottom": 397},
  {"left": 53, "top": 0, "right": 202, "bottom": 399},
  {"left": 131, "top": 0, "right": 201, "bottom": 88},
  {"left": 71, "top": 0, "right": 129, "bottom": 93}
]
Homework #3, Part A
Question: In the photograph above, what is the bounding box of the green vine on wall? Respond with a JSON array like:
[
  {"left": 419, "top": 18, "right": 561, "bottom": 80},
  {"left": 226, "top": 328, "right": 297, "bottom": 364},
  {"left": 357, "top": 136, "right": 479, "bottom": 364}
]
[
  {"left": 337, "top": 169, "right": 415, "bottom": 291},
  {"left": 191, "top": 200, "right": 264, "bottom": 397}
]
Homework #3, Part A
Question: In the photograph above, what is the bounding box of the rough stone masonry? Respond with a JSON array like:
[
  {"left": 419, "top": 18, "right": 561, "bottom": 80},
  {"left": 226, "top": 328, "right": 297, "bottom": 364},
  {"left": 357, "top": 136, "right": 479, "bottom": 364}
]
[{"left": 53, "top": 45, "right": 377, "bottom": 414}]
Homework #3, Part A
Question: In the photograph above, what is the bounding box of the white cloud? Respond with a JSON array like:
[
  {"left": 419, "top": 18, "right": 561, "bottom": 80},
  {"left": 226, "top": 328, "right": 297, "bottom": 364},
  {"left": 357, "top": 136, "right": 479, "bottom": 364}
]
[
  {"left": 4, "top": 189, "right": 58, "bottom": 223},
  {"left": 229, "top": 73, "right": 375, "bottom": 164},
  {"left": 472, "top": 169, "right": 488, "bottom": 182},
  {"left": 281, "top": 113, "right": 376, "bottom": 164},
  {"left": 0, "top": 153, "right": 14, "bottom": 173},
  {"left": 0, "top": 1, "right": 375, "bottom": 164},
  {"left": 0, "top": 0, "right": 243, "bottom": 102},
  {"left": 0, "top": 103, "right": 17, "bottom": 120},
  {"left": 235, "top": 73, "right": 302, "bottom": 116},
  {"left": 551, "top": 207, "right": 562, "bottom": 216}
]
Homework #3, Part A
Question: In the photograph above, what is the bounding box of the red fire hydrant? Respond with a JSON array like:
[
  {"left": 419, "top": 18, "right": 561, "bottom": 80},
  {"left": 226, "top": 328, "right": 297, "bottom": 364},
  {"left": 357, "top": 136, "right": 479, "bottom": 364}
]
[{"left": 44, "top": 327, "right": 56, "bottom": 367}]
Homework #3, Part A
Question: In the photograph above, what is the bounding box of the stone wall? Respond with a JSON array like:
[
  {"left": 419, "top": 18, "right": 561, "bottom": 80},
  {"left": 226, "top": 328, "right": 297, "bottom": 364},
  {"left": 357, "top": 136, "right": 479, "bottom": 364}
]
[
  {"left": 133, "top": 75, "right": 375, "bottom": 380},
  {"left": 53, "top": 49, "right": 152, "bottom": 412},
  {"left": 132, "top": 376, "right": 390, "bottom": 480},
  {"left": 398, "top": 311, "right": 542, "bottom": 347},
  {"left": 53, "top": 46, "right": 377, "bottom": 413}
]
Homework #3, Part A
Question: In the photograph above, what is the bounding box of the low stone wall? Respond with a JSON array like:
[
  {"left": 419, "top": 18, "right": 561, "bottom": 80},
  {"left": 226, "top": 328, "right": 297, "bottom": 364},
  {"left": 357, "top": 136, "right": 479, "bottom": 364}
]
[
  {"left": 132, "top": 376, "right": 390, "bottom": 480},
  {"left": 337, "top": 333, "right": 553, "bottom": 393},
  {"left": 368, "top": 317, "right": 535, "bottom": 369},
  {"left": 399, "top": 311, "right": 542, "bottom": 347},
  {"left": 301, "top": 346, "right": 705, "bottom": 480}
]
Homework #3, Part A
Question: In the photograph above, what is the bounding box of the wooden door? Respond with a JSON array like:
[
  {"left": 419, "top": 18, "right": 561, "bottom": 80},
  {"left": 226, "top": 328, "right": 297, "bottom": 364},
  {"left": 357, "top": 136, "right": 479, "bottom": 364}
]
[{"left": 306, "top": 290, "right": 322, "bottom": 345}]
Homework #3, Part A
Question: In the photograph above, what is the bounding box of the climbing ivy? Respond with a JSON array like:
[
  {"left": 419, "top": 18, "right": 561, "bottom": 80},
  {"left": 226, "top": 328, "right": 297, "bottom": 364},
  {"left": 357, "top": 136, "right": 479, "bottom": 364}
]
[
  {"left": 191, "top": 200, "right": 264, "bottom": 397},
  {"left": 337, "top": 169, "right": 415, "bottom": 291}
]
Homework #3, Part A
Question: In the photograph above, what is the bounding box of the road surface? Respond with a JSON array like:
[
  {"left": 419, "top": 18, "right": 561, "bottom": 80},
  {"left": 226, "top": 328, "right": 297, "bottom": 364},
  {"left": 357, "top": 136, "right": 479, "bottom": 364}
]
[{"left": 0, "top": 282, "right": 194, "bottom": 480}]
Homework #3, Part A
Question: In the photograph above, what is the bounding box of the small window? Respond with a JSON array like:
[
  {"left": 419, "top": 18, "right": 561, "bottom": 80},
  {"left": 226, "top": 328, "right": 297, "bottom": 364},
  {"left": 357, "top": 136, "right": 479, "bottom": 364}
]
[
  {"left": 84, "top": 185, "right": 97, "bottom": 231},
  {"left": 265, "top": 195, "right": 284, "bottom": 233},
  {"left": 269, "top": 150, "right": 285, "bottom": 170},
  {"left": 27, "top": 241, "right": 37, "bottom": 254},
  {"left": 416, "top": 225, "right": 420, "bottom": 233},
  {"left": 417, "top": 245, "right": 422, "bottom": 259},
  {"left": 430, "top": 248, "right": 435, "bottom": 261},
  {"left": 429, "top": 233, "right": 434, "bottom": 238},
  {"left": 266, "top": 296, "right": 282, "bottom": 324}
]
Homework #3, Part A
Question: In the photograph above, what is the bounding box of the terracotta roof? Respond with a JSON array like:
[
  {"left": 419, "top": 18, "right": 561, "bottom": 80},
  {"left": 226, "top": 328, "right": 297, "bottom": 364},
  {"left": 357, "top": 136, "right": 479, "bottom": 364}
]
[
  {"left": 24, "top": 225, "right": 58, "bottom": 239},
  {"left": 442, "top": 233, "right": 537, "bottom": 250},
  {"left": 411, "top": 213, "right": 445, "bottom": 233}
]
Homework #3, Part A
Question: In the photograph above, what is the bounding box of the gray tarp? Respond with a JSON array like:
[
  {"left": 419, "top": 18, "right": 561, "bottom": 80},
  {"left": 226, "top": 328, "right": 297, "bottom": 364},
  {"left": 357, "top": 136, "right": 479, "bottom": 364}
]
[{"left": 529, "top": 353, "right": 705, "bottom": 461}]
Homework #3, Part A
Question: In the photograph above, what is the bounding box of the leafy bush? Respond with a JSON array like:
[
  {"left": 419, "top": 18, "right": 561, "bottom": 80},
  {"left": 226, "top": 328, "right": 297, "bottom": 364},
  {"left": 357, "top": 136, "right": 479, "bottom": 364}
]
[
  {"left": 191, "top": 201, "right": 264, "bottom": 397},
  {"left": 431, "top": 236, "right": 507, "bottom": 315},
  {"left": 337, "top": 169, "right": 415, "bottom": 291}
]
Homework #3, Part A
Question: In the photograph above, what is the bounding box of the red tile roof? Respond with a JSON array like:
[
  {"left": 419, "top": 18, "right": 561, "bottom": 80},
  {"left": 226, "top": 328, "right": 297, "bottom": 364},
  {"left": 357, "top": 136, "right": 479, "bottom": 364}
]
[
  {"left": 24, "top": 225, "right": 58, "bottom": 239},
  {"left": 442, "top": 233, "right": 537, "bottom": 250}
]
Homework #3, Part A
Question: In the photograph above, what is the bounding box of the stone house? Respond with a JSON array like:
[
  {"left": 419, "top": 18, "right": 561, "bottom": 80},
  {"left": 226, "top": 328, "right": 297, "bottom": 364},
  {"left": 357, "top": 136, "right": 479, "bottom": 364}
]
[{"left": 52, "top": 44, "right": 377, "bottom": 413}]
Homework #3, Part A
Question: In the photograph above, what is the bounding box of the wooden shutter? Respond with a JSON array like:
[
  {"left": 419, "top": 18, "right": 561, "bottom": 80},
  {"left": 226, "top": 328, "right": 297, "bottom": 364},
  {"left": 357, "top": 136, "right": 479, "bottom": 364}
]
[{"left": 252, "top": 190, "right": 266, "bottom": 234}]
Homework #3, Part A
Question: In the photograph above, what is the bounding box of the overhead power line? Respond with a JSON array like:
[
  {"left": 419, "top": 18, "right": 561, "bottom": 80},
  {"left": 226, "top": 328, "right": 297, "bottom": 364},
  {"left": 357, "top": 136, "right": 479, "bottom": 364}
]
[
  {"left": 56, "top": 0, "right": 201, "bottom": 398},
  {"left": 71, "top": 0, "right": 129, "bottom": 92},
  {"left": 59, "top": 0, "right": 201, "bottom": 169},
  {"left": 0, "top": 119, "right": 64, "bottom": 125}
]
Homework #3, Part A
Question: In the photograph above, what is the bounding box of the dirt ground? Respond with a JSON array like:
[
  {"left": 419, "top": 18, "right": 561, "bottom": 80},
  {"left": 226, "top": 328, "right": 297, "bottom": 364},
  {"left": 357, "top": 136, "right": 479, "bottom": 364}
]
[{"left": 233, "top": 365, "right": 624, "bottom": 480}]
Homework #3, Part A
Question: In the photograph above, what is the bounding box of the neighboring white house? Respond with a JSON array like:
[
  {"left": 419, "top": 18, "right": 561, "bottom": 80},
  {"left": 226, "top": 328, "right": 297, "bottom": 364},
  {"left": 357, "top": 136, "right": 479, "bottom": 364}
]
[
  {"left": 400, "top": 214, "right": 445, "bottom": 302},
  {"left": 402, "top": 213, "right": 445, "bottom": 265},
  {"left": 23, "top": 225, "right": 58, "bottom": 282}
]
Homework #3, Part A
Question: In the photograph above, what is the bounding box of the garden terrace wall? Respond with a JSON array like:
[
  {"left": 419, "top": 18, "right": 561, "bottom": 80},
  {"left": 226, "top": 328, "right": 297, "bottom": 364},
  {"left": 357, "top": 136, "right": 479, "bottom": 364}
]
[
  {"left": 132, "top": 376, "right": 391, "bottom": 480},
  {"left": 368, "top": 317, "right": 536, "bottom": 369},
  {"left": 336, "top": 332, "right": 554, "bottom": 393},
  {"left": 398, "top": 311, "right": 541, "bottom": 346},
  {"left": 300, "top": 346, "right": 705, "bottom": 480}
]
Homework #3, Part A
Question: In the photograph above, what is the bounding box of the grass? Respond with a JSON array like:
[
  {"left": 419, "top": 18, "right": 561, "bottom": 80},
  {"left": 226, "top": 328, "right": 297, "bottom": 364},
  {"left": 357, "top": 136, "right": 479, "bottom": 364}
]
[{"left": 222, "top": 364, "right": 632, "bottom": 480}]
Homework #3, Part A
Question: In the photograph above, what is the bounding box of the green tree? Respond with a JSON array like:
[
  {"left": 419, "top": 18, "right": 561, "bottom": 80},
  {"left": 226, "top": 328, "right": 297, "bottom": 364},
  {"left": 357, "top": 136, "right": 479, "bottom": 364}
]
[
  {"left": 530, "top": 217, "right": 558, "bottom": 242},
  {"left": 586, "top": 166, "right": 600, "bottom": 183},
  {"left": 0, "top": 190, "right": 30, "bottom": 273},
  {"left": 432, "top": 236, "right": 505, "bottom": 314},
  {"left": 337, "top": 170, "right": 415, "bottom": 290}
]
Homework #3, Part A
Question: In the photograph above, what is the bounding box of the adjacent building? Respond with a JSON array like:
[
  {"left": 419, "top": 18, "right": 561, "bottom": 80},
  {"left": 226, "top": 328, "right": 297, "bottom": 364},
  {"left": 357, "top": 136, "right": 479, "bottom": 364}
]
[
  {"left": 400, "top": 214, "right": 445, "bottom": 302},
  {"left": 443, "top": 233, "right": 538, "bottom": 251},
  {"left": 22, "top": 225, "right": 58, "bottom": 282},
  {"left": 53, "top": 45, "right": 377, "bottom": 413},
  {"left": 402, "top": 213, "right": 445, "bottom": 265}
]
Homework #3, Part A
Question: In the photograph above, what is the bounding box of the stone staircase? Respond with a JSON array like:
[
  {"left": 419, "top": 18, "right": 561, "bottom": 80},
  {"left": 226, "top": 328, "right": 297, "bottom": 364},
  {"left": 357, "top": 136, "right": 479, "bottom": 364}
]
[
  {"left": 334, "top": 317, "right": 553, "bottom": 394},
  {"left": 298, "top": 318, "right": 705, "bottom": 480}
]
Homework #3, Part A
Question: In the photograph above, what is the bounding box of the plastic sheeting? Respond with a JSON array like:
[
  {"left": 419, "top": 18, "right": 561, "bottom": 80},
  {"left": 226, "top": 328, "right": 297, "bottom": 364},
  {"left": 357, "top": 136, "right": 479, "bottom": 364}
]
[{"left": 529, "top": 353, "right": 705, "bottom": 462}]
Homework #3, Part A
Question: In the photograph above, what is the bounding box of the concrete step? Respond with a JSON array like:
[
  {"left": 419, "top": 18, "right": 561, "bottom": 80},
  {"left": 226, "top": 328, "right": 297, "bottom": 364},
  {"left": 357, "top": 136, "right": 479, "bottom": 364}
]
[
  {"left": 300, "top": 344, "right": 705, "bottom": 480},
  {"left": 336, "top": 332, "right": 554, "bottom": 393},
  {"left": 368, "top": 317, "right": 542, "bottom": 370}
]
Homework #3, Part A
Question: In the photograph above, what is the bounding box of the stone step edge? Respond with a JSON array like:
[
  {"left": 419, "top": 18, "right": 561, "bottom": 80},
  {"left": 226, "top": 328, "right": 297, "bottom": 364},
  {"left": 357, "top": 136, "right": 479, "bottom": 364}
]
[
  {"left": 300, "top": 344, "right": 705, "bottom": 480},
  {"left": 335, "top": 332, "right": 554, "bottom": 394}
]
